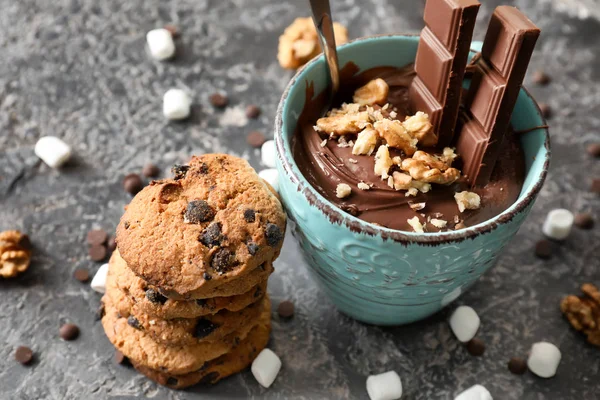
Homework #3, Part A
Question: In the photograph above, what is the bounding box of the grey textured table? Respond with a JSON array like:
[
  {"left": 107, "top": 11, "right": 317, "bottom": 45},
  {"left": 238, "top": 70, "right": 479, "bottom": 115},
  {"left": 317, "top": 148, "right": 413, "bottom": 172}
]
[{"left": 1, "top": 0, "right": 599, "bottom": 399}]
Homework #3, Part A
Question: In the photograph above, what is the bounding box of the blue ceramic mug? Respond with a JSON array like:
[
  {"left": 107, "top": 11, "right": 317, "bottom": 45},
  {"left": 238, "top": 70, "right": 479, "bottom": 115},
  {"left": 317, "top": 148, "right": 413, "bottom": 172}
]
[{"left": 274, "top": 35, "right": 550, "bottom": 325}]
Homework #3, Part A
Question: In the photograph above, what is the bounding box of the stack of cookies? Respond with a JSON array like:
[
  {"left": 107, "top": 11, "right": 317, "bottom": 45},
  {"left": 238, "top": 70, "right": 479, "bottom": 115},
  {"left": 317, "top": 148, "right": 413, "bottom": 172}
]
[{"left": 100, "top": 154, "right": 286, "bottom": 389}]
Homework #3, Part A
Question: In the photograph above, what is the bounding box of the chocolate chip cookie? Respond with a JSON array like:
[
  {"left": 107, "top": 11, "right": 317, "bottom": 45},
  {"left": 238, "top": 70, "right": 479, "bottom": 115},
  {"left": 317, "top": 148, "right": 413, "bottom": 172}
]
[{"left": 107, "top": 249, "right": 267, "bottom": 319}]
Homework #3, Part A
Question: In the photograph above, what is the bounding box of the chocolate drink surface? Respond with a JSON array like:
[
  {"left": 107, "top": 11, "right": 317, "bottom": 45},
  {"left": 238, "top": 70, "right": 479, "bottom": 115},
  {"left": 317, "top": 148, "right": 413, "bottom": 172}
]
[{"left": 292, "top": 63, "right": 525, "bottom": 232}]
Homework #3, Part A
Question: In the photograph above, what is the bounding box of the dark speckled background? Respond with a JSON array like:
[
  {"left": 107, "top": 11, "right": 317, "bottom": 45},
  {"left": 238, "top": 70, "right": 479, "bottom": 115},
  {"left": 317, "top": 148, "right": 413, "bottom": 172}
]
[{"left": 1, "top": 0, "right": 599, "bottom": 399}]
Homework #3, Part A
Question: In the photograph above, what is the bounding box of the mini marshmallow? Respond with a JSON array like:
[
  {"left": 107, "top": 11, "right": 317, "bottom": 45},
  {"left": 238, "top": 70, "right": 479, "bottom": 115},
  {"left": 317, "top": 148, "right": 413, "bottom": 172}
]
[
  {"left": 366, "top": 371, "right": 403, "bottom": 400},
  {"left": 258, "top": 169, "right": 279, "bottom": 192},
  {"left": 163, "top": 89, "right": 191, "bottom": 120},
  {"left": 527, "top": 341, "right": 561, "bottom": 378},
  {"left": 251, "top": 348, "right": 281, "bottom": 388},
  {"left": 90, "top": 263, "right": 109, "bottom": 294},
  {"left": 146, "top": 28, "right": 175, "bottom": 60},
  {"left": 454, "top": 384, "right": 493, "bottom": 400},
  {"left": 542, "top": 209, "right": 574, "bottom": 240},
  {"left": 449, "top": 306, "right": 480, "bottom": 343},
  {"left": 34, "top": 136, "right": 72, "bottom": 168},
  {"left": 261, "top": 140, "right": 276, "bottom": 168}
]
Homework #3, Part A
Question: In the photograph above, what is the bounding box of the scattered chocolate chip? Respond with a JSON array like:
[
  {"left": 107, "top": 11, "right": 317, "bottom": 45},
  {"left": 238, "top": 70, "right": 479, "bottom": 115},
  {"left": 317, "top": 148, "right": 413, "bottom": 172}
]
[
  {"left": 114, "top": 350, "right": 128, "bottom": 365},
  {"left": 265, "top": 223, "right": 283, "bottom": 247},
  {"left": 591, "top": 179, "right": 600, "bottom": 194},
  {"left": 59, "top": 323, "right": 80, "bottom": 341},
  {"left": 277, "top": 300, "right": 295, "bottom": 319},
  {"left": 163, "top": 24, "right": 180, "bottom": 38},
  {"left": 539, "top": 103, "right": 552, "bottom": 119},
  {"left": 146, "top": 289, "right": 167, "bottom": 304},
  {"left": 211, "top": 248, "right": 234, "bottom": 273},
  {"left": 466, "top": 338, "right": 486, "bottom": 356},
  {"left": 166, "top": 377, "right": 179, "bottom": 387},
  {"left": 127, "top": 316, "right": 142, "bottom": 330},
  {"left": 341, "top": 204, "right": 360, "bottom": 217},
  {"left": 247, "top": 242, "right": 259, "bottom": 256},
  {"left": 15, "top": 346, "right": 33, "bottom": 365},
  {"left": 587, "top": 143, "right": 600, "bottom": 158},
  {"left": 184, "top": 200, "right": 215, "bottom": 224},
  {"left": 209, "top": 93, "right": 229, "bottom": 108},
  {"left": 535, "top": 239, "right": 553, "bottom": 259},
  {"left": 199, "top": 223, "right": 222, "bottom": 247},
  {"left": 243, "top": 209, "right": 256, "bottom": 223},
  {"left": 508, "top": 357, "right": 527, "bottom": 375},
  {"left": 532, "top": 70, "right": 551, "bottom": 85},
  {"left": 89, "top": 245, "right": 107, "bottom": 262},
  {"left": 86, "top": 229, "right": 108, "bottom": 246},
  {"left": 122, "top": 173, "right": 144, "bottom": 196},
  {"left": 142, "top": 163, "right": 160, "bottom": 178},
  {"left": 107, "top": 236, "right": 117, "bottom": 252},
  {"left": 203, "top": 272, "right": 212, "bottom": 281},
  {"left": 198, "top": 371, "right": 219, "bottom": 385},
  {"left": 196, "top": 298, "right": 207, "bottom": 307},
  {"left": 194, "top": 319, "right": 218, "bottom": 338},
  {"left": 574, "top": 213, "right": 594, "bottom": 229},
  {"left": 73, "top": 268, "right": 90, "bottom": 282},
  {"left": 245, "top": 104, "right": 261, "bottom": 119},
  {"left": 171, "top": 164, "right": 190, "bottom": 180},
  {"left": 247, "top": 131, "right": 266, "bottom": 148}
]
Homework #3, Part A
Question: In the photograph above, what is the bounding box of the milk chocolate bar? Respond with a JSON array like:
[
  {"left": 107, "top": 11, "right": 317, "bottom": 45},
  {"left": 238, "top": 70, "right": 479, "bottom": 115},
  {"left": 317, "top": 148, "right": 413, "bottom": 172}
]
[
  {"left": 409, "top": 0, "right": 480, "bottom": 147},
  {"left": 456, "top": 6, "right": 540, "bottom": 186}
]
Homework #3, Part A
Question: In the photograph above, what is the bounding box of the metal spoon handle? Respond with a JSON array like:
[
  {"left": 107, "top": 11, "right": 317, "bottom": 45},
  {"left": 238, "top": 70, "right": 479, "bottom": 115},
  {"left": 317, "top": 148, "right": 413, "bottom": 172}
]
[{"left": 308, "top": 0, "right": 340, "bottom": 94}]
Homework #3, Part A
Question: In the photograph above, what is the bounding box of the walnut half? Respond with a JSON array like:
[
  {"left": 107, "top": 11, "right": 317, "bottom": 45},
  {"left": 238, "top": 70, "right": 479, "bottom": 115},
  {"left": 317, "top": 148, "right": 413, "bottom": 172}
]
[
  {"left": 0, "top": 230, "right": 31, "bottom": 278},
  {"left": 561, "top": 283, "right": 600, "bottom": 347}
]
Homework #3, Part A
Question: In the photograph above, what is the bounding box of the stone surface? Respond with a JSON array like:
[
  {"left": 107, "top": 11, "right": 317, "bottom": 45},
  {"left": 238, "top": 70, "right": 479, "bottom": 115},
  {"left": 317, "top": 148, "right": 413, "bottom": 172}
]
[{"left": 0, "top": 0, "right": 599, "bottom": 399}]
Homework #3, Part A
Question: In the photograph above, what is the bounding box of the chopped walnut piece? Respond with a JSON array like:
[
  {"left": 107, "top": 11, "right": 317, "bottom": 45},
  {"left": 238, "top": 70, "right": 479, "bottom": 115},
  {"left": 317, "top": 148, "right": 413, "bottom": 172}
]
[
  {"left": 405, "top": 188, "right": 418, "bottom": 197},
  {"left": 561, "top": 283, "right": 600, "bottom": 347},
  {"left": 454, "top": 191, "right": 481, "bottom": 212},
  {"left": 411, "top": 181, "right": 431, "bottom": 193},
  {"left": 353, "top": 78, "right": 389, "bottom": 106},
  {"left": 392, "top": 156, "right": 402, "bottom": 165},
  {"left": 337, "top": 136, "right": 353, "bottom": 148},
  {"left": 373, "top": 119, "right": 418, "bottom": 156},
  {"left": 401, "top": 158, "right": 461, "bottom": 185},
  {"left": 407, "top": 216, "right": 424, "bottom": 233},
  {"left": 402, "top": 111, "right": 438, "bottom": 147},
  {"left": 278, "top": 17, "right": 348, "bottom": 69},
  {"left": 357, "top": 182, "right": 370, "bottom": 190},
  {"left": 316, "top": 111, "right": 370, "bottom": 136},
  {"left": 441, "top": 147, "right": 458, "bottom": 165},
  {"left": 352, "top": 127, "right": 378, "bottom": 156},
  {"left": 388, "top": 171, "right": 412, "bottom": 190},
  {"left": 336, "top": 183, "right": 351, "bottom": 199},
  {"left": 430, "top": 219, "right": 447, "bottom": 229},
  {"left": 374, "top": 145, "right": 393, "bottom": 179},
  {"left": 0, "top": 230, "right": 31, "bottom": 278},
  {"left": 408, "top": 201, "right": 426, "bottom": 211},
  {"left": 412, "top": 150, "right": 451, "bottom": 171}
]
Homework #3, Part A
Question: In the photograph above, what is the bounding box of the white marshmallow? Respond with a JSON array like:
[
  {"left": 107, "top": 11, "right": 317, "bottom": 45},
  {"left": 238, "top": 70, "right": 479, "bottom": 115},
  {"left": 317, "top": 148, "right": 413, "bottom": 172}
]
[
  {"left": 366, "top": 371, "right": 403, "bottom": 400},
  {"left": 542, "top": 209, "right": 574, "bottom": 240},
  {"left": 251, "top": 348, "right": 281, "bottom": 388},
  {"left": 527, "top": 342, "right": 561, "bottom": 378},
  {"left": 163, "top": 89, "right": 191, "bottom": 120},
  {"left": 261, "top": 140, "right": 276, "bottom": 168},
  {"left": 146, "top": 28, "right": 175, "bottom": 60},
  {"left": 449, "top": 306, "right": 480, "bottom": 343},
  {"left": 90, "top": 263, "right": 109, "bottom": 294},
  {"left": 34, "top": 136, "right": 72, "bottom": 168},
  {"left": 258, "top": 169, "right": 279, "bottom": 192},
  {"left": 454, "top": 384, "right": 493, "bottom": 400}
]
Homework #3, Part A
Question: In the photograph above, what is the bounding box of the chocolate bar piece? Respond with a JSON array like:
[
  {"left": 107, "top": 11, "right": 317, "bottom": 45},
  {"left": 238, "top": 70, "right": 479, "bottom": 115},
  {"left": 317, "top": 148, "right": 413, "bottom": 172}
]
[
  {"left": 409, "top": 0, "right": 480, "bottom": 147},
  {"left": 456, "top": 6, "right": 540, "bottom": 186}
]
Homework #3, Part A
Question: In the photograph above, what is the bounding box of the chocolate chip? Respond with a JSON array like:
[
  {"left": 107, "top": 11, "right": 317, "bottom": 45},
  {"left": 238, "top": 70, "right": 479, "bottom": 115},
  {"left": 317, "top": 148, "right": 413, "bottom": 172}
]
[
  {"left": 535, "top": 240, "right": 553, "bottom": 259},
  {"left": 196, "top": 298, "right": 207, "bottom": 307},
  {"left": 209, "top": 93, "right": 228, "bottom": 108},
  {"left": 171, "top": 164, "right": 190, "bottom": 180},
  {"left": 194, "top": 319, "right": 218, "bottom": 338},
  {"left": 200, "top": 223, "right": 222, "bottom": 247},
  {"left": 73, "top": 268, "right": 90, "bottom": 282},
  {"left": 277, "top": 300, "right": 295, "bottom": 319},
  {"left": 146, "top": 289, "right": 167, "bottom": 304},
  {"left": 532, "top": 70, "right": 551, "bottom": 85},
  {"left": 508, "top": 357, "right": 527, "bottom": 375},
  {"left": 142, "top": 163, "right": 160, "bottom": 178},
  {"left": 203, "top": 272, "right": 212, "bottom": 281},
  {"left": 247, "top": 131, "right": 266, "bottom": 148},
  {"left": 107, "top": 236, "right": 117, "bottom": 252},
  {"left": 123, "top": 173, "right": 144, "bottom": 195},
  {"left": 166, "top": 377, "right": 179, "bottom": 387},
  {"left": 243, "top": 209, "right": 256, "bottom": 223},
  {"left": 211, "top": 248, "right": 234, "bottom": 273},
  {"left": 587, "top": 143, "right": 600, "bottom": 158},
  {"left": 574, "top": 213, "right": 594, "bottom": 229},
  {"left": 114, "top": 350, "right": 128, "bottom": 365},
  {"left": 591, "top": 179, "right": 600, "bottom": 194},
  {"left": 89, "top": 245, "right": 107, "bottom": 262},
  {"left": 15, "top": 346, "right": 33, "bottom": 365},
  {"left": 247, "top": 242, "right": 259, "bottom": 255},
  {"left": 86, "top": 229, "right": 108, "bottom": 246},
  {"left": 265, "top": 223, "right": 283, "bottom": 247},
  {"left": 466, "top": 338, "right": 485, "bottom": 356},
  {"left": 163, "top": 24, "right": 180, "bottom": 38},
  {"left": 127, "top": 316, "right": 142, "bottom": 330},
  {"left": 59, "top": 323, "right": 80, "bottom": 341},
  {"left": 184, "top": 200, "right": 215, "bottom": 224},
  {"left": 341, "top": 204, "right": 360, "bottom": 217},
  {"left": 245, "top": 104, "right": 261, "bottom": 119},
  {"left": 198, "top": 162, "right": 209, "bottom": 174},
  {"left": 539, "top": 103, "right": 552, "bottom": 119}
]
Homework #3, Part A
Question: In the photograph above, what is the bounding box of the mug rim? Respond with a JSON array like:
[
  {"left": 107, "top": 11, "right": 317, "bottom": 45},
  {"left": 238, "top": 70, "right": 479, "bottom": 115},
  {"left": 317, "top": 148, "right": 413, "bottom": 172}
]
[{"left": 274, "top": 34, "right": 550, "bottom": 245}]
